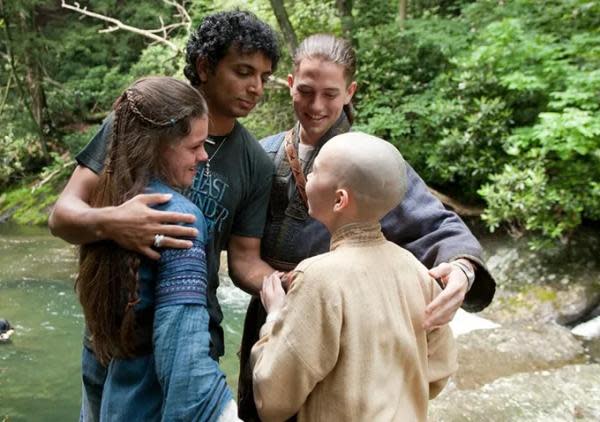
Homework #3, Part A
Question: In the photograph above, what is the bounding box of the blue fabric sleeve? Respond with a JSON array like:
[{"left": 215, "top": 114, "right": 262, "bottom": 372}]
[
  {"left": 153, "top": 305, "right": 232, "bottom": 421},
  {"left": 259, "top": 132, "right": 285, "bottom": 159},
  {"left": 155, "top": 239, "right": 209, "bottom": 308},
  {"left": 151, "top": 183, "right": 211, "bottom": 308}
]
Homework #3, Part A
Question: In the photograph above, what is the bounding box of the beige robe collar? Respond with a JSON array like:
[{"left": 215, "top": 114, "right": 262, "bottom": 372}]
[{"left": 330, "top": 222, "right": 386, "bottom": 251}]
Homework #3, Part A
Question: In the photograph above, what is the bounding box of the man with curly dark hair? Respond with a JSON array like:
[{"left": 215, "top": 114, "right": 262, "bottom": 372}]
[
  {"left": 49, "top": 10, "right": 281, "bottom": 421},
  {"left": 184, "top": 10, "right": 279, "bottom": 86}
]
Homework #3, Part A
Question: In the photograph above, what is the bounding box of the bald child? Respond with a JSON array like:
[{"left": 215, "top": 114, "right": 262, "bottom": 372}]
[{"left": 250, "top": 133, "right": 458, "bottom": 422}]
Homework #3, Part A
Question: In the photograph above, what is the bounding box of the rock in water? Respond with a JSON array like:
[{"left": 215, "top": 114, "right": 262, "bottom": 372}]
[
  {"left": 0, "top": 318, "right": 14, "bottom": 342},
  {"left": 572, "top": 315, "right": 600, "bottom": 339},
  {"left": 450, "top": 309, "right": 500, "bottom": 337}
]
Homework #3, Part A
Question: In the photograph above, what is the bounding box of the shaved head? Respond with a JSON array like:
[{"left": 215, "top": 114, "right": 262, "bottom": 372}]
[{"left": 319, "top": 132, "right": 407, "bottom": 220}]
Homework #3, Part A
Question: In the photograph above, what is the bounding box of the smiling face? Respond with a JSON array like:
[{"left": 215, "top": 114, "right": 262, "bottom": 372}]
[
  {"left": 198, "top": 47, "right": 273, "bottom": 119},
  {"left": 289, "top": 58, "right": 356, "bottom": 146},
  {"left": 161, "top": 117, "right": 208, "bottom": 189}
]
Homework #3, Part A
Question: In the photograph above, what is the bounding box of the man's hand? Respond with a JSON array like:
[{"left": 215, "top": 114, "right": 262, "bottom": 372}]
[
  {"left": 100, "top": 193, "right": 197, "bottom": 260},
  {"left": 260, "top": 272, "right": 286, "bottom": 315},
  {"left": 424, "top": 261, "right": 470, "bottom": 329},
  {"left": 227, "top": 236, "right": 276, "bottom": 295},
  {"left": 49, "top": 166, "right": 198, "bottom": 260}
]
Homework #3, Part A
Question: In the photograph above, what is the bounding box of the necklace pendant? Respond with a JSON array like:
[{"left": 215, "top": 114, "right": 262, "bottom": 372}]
[{"left": 204, "top": 135, "right": 226, "bottom": 178}]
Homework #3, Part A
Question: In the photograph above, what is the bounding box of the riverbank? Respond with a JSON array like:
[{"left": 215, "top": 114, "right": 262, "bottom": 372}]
[{"left": 428, "top": 222, "right": 600, "bottom": 420}]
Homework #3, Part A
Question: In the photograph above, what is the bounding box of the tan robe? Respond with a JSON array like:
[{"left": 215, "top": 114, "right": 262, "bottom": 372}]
[{"left": 251, "top": 222, "right": 457, "bottom": 422}]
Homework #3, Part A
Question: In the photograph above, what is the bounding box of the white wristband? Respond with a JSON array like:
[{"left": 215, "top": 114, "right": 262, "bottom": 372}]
[{"left": 266, "top": 310, "right": 280, "bottom": 324}]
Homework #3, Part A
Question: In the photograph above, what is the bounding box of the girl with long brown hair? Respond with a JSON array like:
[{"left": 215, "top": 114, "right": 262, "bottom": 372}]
[{"left": 77, "top": 76, "right": 239, "bottom": 421}]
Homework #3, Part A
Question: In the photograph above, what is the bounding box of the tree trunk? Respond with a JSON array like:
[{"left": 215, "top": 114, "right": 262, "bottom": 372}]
[
  {"left": 398, "top": 0, "right": 407, "bottom": 29},
  {"left": 269, "top": 0, "right": 298, "bottom": 53},
  {"left": 336, "top": 0, "right": 353, "bottom": 41},
  {"left": 1, "top": 0, "right": 51, "bottom": 161},
  {"left": 24, "top": 57, "right": 51, "bottom": 160}
]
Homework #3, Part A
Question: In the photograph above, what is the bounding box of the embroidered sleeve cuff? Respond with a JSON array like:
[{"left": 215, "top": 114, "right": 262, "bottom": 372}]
[{"left": 155, "top": 241, "right": 208, "bottom": 308}]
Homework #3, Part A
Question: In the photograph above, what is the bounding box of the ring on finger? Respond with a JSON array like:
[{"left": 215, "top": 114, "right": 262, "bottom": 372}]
[{"left": 153, "top": 234, "right": 165, "bottom": 248}]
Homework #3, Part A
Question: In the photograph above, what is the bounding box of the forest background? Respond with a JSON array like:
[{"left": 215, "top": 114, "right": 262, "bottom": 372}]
[{"left": 1, "top": 0, "right": 599, "bottom": 249}]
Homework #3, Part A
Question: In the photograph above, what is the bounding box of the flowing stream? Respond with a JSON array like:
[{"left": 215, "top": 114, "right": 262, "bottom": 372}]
[{"left": 0, "top": 224, "right": 250, "bottom": 421}]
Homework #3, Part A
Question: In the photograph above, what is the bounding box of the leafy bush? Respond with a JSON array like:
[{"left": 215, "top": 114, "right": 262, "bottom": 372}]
[
  {"left": 353, "top": 0, "right": 600, "bottom": 243},
  {"left": 0, "top": 118, "right": 46, "bottom": 190}
]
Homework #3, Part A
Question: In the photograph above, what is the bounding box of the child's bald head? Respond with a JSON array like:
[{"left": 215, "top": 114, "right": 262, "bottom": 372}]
[{"left": 318, "top": 132, "right": 407, "bottom": 221}]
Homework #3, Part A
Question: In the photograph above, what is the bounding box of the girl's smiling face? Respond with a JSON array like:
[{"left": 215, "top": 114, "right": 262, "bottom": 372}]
[{"left": 161, "top": 117, "right": 208, "bottom": 188}]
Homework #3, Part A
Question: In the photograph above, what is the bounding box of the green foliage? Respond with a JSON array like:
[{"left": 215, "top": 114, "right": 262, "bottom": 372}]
[
  {"left": 463, "top": 5, "right": 600, "bottom": 242},
  {"left": 0, "top": 0, "right": 194, "bottom": 223},
  {"left": 1, "top": 0, "right": 599, "bottom": 243},
  {"left": 352, "top": 0, "right": 600, "bottom": 243},
  {"left": 479, "top": 158, "right": 599, "bottom": 249},
  {"left": 129, "top": 41, "right": 186, "bottom": 79},
  {"left": 288, "top": 1, "right": 341, "bottom": 40},
  {"left": 0, "top": 154, "right": 74, "bottom": 224}
]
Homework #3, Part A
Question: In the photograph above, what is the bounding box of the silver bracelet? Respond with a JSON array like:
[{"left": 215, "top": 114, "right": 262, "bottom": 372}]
[{"left": 450, "top": 260, "right": 476, "bottom": 290}]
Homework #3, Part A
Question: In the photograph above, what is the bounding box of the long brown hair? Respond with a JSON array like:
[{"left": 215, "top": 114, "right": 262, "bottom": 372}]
[
  {"left": 293, "top": 34, "right": 357, "bottom": 124},
  {"left": 76, "top": 76, "right": 208, "bottom": 365}
]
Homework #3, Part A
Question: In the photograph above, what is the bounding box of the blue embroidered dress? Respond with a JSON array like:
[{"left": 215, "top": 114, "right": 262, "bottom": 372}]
[{"left": 80, "top": 179, "right": 232, "bottom": 422}]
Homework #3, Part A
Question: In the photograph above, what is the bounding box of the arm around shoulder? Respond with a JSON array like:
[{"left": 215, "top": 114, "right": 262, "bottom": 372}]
[
  {"left": 48, "top": 165, "right": 105, "bottom": 244},
  {"left": 382, "top": 163, "right": 495, "bottom": 310}
]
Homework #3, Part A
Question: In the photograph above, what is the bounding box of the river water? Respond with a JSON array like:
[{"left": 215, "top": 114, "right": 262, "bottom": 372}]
[{"left": 0, "top": 224, "right": 250, "bottom": 421}]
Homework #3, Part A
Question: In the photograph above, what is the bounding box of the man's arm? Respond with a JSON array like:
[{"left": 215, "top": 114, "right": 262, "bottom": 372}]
[
  {"left": 227, "top": 235, "right": 275, "bottom": 295},
  {"left": 382, "top": 164, "right": 495, "bottom": 324},
  {"left": 49, "top": 165, "right": 198, "bottom": 260},
  {"left": 49, "top": 165, "right": 102, "bottom": 244}
]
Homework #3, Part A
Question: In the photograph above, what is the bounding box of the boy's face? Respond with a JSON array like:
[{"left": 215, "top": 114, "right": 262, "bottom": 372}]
[
  {"left": 306, "top": 151, "right": 338, "bottom": 229},
  {"left": 198, "top": 47, "right": 273, "bottom": 119}
]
